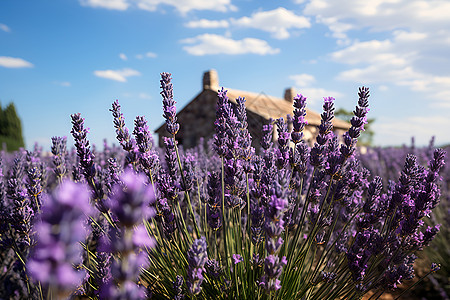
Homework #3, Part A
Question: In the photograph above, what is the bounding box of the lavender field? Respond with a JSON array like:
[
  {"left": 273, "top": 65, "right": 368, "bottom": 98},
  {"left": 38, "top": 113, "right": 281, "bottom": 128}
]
[{"left": 0, "top": 73, "right": 448, "bottom": 300}]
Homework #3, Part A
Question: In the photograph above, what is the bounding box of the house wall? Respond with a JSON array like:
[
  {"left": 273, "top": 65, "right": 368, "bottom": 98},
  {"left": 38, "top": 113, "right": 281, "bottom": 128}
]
[{"left": 157, "top": 90, "right": 218, "bottom": 148}]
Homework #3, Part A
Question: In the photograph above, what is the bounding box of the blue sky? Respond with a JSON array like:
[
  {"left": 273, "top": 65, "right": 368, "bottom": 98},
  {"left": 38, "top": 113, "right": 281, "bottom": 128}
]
[{"left": 1, "top": 0, "right": 450, "bottom": 150}]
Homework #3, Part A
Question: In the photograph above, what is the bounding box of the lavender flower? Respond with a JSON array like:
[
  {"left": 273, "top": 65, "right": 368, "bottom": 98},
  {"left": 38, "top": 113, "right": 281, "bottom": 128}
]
[
  {"left": 291, "top": 94, "right": 308, "bottom": 144},
  {"left": 205, "top": 259, "right": 222, "bottom": 279},
  {"left": 264, "top": 195, "right": 288, "bottom": 254},
  {"left": 71, "top": 113, "right": 96, "bottom": 181},
  {"left": 28, "top": 181, "right": 92, "bottom": 294},
  {"left": 110, "top": 100, "right": 138, "bottom": 166},
  {"left": 133, "top": 116, "right": 159, "bottom": 180},
  {"left": 186, "top": 237, "right": 208, "bottom": 295},
  {"left": 51, "top": 136, "right": 67, "bottom": 181},
  {"left": 110, "top": 100, "right": 135, "bottom": 152},
  {"left": 161, "top": 72, "right": 180, "bottom": 135},
  {"left": 232, "top": 254, "right": 243, "bottom": 265},
  {"left": 275, "top": 118, "right": 290, "bottom": 169},
  {"left": 207, "top": 171, "right": 222, "bottom": 230},
  {"left": 310, "top": 97, "right": 335, "bottom": 168},
  {"left": 259, "top": 195, "right": 288, "bottom": 292},
  {"left": 259, "top": 255, "right": 287, "bottom": 292},
  {"left": 260, "top": 120, "right": 274, "bottom": 151},
  {"left": 164, "top": 137, "right": 178, "bottom": 181},
  {"left": 213, "top": 88, "right": 238, "bottom": 158},
  {"left": 157, "top": 197, "right": 176, "bottom": 239},
  {"left": 100, "top": 169, "right": 156, "bottom": 299},
  {"left": 340, "top": 87, "right": 370, "bottom": 158},
  {"left": 108, "top": 169, "right": 156, "bottom": 228},
  {"left": 235, "top": 96, "right": 253, "bottom": 162},
  {"left": 173, "top": 275, "right": 185, "bottom": 300},
  {"left": 180, "top": 154, "right": 195, "bottom": 192}
]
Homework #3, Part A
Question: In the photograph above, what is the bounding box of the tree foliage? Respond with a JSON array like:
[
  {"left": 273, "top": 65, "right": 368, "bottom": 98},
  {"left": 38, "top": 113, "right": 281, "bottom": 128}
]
[{"left": 0, "top": 102, "right": 25, "bottom": 151}]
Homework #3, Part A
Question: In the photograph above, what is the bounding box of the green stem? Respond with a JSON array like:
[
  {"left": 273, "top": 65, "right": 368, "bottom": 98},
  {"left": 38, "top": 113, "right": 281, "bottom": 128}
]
[
  {"left": 221, "top": 157, "right": 231, "bottom": 279},
  {"left": 173, "top": 135, "right": 201, "bottom": 239}
]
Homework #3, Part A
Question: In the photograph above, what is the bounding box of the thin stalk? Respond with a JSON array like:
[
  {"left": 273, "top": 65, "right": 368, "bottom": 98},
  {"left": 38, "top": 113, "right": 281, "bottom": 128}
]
[
  {"left": 392, "top": 270, "right": 435, "bottom": 300},
  {"left": 286, "top": 168, "right": 316, "bottom": 270},
  {"left": 173, "top": 136, "right": 201, "bottom": 238},
  {"left": 246, "top": 172, "right": 251, "bottom": 248},
  {"left": 221, "top": 157, "right": 231, "bottom": 279}
]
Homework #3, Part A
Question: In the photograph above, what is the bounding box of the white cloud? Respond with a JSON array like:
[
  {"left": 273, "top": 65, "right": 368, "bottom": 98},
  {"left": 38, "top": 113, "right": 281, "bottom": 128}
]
[
  {"left": 330, "top": 36, "right": 450, "bottom": 102},
  {"left": 304, "top": 0, "right": 450, "bottom": 33},
  {"left": 138, "top": 92, "right": 152, "bottom": 99},
  {"left": 181, "top": 34, "right": 280, "bottom": 56},
  {"left": 145, "top": 51, "right": 157, "bottom": 58},
  {"left": 392, "top": 30, "right": 427, "bottom": 42},
  {"left": 0, "top": 56, "right": 33, "bottom": 68},
  {"left": 289, "top": 74, "right": 316, "bottom": 87},
  {"left": 374, "top": 115, "right": 450, "bottom": 146},
  {"left": 231, "top": 7, "right": 311, "bottom": 39},
  {"left": 330, "top": 39, "right": 415, "bottom": 70},
  {"left": 122, "top": 92, "right": 152, "bottom": 99},
  {"left": 185, "top": 19, "right": 229, "bottom": 29},
  {"left": 79, "top": 0, "right": 129, "bottom": 10},
  {"left": 80, "top": 0, "right": 237, "bottom": 13},
  {"left": 0, "top": 23, "right": 11, "bottom": 32},
  {"left": 93, "top": 68, "right": 140, "bottom": 82},
  {"left": 288, "top": 73, "right": 344, "bottom": 104},
  {"left": 119, "top": 53, "right": 127, "bottom": 60},
  {"left": 136, "top": 0, "right": 237, "bottom": 14},
  {"left": 289, "top": 73, "right": 343, "bottom": 105},
  {"left": 136, "top": 52, "right": 157, "bottom": 59},
  {"left": 53, "top": 81, "right": 71, "bottom": 87},
  {"left": 301, "top": 0, "right": 450, "bottom": 106},
  {"left": 296, "top": 87, "right": 344, "bottom": 105}
]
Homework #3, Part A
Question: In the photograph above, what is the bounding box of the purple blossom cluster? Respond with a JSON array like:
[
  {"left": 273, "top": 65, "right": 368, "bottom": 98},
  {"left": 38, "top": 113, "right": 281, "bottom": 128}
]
[
  {"left": 0, "top": 72, "right": 448, "bottom": 300},
  {"left": 186, "top": 237, "right": 208, "bottom": 295},
  {"left": 100, "top": 170, "right": 156, "bottom": 299},
  {"left": 28, "top": 181, "right": 92, "bottom": 296},
  {"left": 160, "top": 72, "right": 180, "bottom": 136}
]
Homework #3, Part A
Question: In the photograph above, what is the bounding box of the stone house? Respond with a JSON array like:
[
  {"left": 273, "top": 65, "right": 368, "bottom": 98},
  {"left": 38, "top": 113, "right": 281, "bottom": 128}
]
[{"left": 155, "top": 70, "right": 350, "bottom": 149}]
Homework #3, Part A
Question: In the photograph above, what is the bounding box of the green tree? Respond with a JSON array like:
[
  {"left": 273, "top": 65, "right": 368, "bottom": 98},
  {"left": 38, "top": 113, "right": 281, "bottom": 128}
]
[
  {"left": 335, "top": 107, "right": 375, "bottom": 146},
  {"left": 0, "top": 102, "right": 25, "bottom": 151}
]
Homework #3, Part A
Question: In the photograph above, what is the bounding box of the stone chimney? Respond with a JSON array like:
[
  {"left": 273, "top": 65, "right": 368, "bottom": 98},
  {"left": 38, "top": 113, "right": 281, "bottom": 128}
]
[
  {"left": 203, "top": 69, "right": 219, "bottom": 91},
  {"left": 284, "top": 87, "right": 296, "bottom": 103}
]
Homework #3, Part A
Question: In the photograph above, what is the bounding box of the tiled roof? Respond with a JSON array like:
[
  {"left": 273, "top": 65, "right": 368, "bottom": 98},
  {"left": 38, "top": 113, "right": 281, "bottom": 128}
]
[{"left": 225, "top": 88, "right": 350, "bottom": 130}]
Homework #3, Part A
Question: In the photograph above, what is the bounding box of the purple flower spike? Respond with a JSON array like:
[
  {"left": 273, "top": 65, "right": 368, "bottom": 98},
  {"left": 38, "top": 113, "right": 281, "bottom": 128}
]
[
  {"left": 291, "top": 94, "right": 308, "bottom": 144},
  {"left": 160, "top": 72, "right": 180, "bottom": 135},
  {"left": 259, "top": 255, "right": 287, "bottom": 292},
  {"left": 186, "top": 237, "right": 208, "bottom": 296},
  {"left": 51, "top": 136, "right": 67, "bottom": 179},
  {"left": 28, "top": 181, "right": 92, "bottom": 291},
  {"left": 340, "top": 87, "right": 370, "bottom": 158},
  {"left": 110, "top": 100, "right": 135, "bottom": 152},
  {"left": 207, "top": 171, "right": 222, "bottom": 230},
  {"left": 205, "top": 259, "right": 222, "bottom": 279},
  {"left": 214, "top": 88, "right": 232, "bottom": 157},
  {"left": 101, "top": 170, "right": 156, "bottom": 300},
  {"left": 276, "top": 118, "right": 290, "bottom": 169},
  {"left": 109, "top": 169, "right": 156, "bottom": 228},
  {"left": 173, "top": 275, "right": 185, "bottom": 300},
  {"left": 71, "top": 113, "right": 96, "bottom": 181},
  {"left": 310, "top": 96, "right": 335, "bottom": 168},
  {"left": 261, "top": 120, "right": 274, "bottom": 150}
]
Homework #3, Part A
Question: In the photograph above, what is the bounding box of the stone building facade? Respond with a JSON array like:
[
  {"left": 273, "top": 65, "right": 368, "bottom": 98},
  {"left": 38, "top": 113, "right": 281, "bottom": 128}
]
[{"left": 155, "top": 70, "right": 350, "bottom": 149}]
